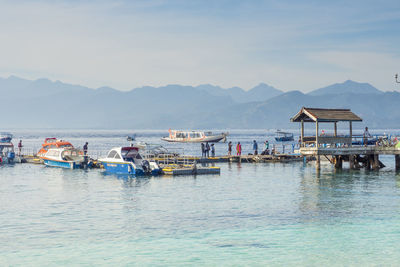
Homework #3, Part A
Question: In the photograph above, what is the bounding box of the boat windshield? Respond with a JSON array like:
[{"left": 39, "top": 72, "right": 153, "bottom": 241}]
[
  {"left": 121, "top": 147, "right": 141, "bottom": 160},
  {"left": 59, "top": 144, "right": 73, "bottom": 148}
]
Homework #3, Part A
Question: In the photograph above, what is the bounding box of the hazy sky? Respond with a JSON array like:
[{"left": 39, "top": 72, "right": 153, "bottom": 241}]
[{"left": 0, "top": 0, "right": 399, "bottom": 92}]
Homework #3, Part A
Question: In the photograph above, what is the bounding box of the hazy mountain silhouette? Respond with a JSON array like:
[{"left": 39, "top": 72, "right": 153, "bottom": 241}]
[
  {"left": 196, "top": 82, "right": 283, "bottom": 103},
  {"left": 1, "top": 76, "right": 398, "bottom": 129},
  {"left": 308, "top": 80, "right": 382, "bottom": 96}
]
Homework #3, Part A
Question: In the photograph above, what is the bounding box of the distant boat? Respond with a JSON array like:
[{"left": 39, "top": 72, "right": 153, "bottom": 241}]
[
  {"left": 0, "top": 132, "right": 13, "bottom": 143},
  {"left": 161, "top": 129, "right": 228, "bottom": 143},
  {"left": 275, "top": 131, "right": 294, "bottom": 142},
  {"left": 127, "top": 134, "right": 136, "bottom": 142},
  {"left": 99, "top": 146, "right": 160, "bottom": 175},
  {"left": 40, "top": 147, "right": 86, "bottom": 169}
]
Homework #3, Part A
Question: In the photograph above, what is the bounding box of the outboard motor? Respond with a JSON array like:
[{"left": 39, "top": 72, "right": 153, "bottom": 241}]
[
  {"left": 7, "top": 151, "right": 15, "bottom": 163},
  {"left": 142, "top": 160, "right": 151, "bottom": 173}
]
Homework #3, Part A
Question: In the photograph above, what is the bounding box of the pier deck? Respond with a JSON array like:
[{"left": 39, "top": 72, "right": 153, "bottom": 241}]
[{"left": 300, "top": 147, "right": 400, "bottom": 156}]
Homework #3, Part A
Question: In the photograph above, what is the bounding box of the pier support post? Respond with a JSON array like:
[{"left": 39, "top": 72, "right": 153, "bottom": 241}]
[
  {"left": 301, "top": 120, "right": 304, "bottom": 147},
  {"left": 395, "top": 155, "right": 400, "bottom": 171},
  {"left": 349, "top": 155, "right": 355, "bottom": 169},
  {"left": 373, "top": 154, "right": 379, "bottom": 170},
  {"left": 316, "top": 155, "right": 321, "bottom": 170},
  {"left": 366, "top": 155, "right": 372, "bottom": 170},
  {"left": 334, "top": 156, "right": 342, "bottom": 169}
]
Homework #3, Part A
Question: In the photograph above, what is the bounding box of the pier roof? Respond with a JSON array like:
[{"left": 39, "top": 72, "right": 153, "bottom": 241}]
[{"left": 291, "top": 107, "right": 363, "bottom": 122}]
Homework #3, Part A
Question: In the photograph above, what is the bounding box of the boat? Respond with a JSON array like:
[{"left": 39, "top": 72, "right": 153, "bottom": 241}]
[
  {"left": 40, "top": 147, "right": 86, "bottom": 169},
  {"left": 275, "top": 131, "right": 294, "bottom": 142},
  {"left": 0, "top": 132, "right": 13, "bottom": 143},
  {"left": 161, "top": 129, "right": 228, "bottom": 143},
  {"left": 37, "top": 138, "right": 75, "bottom": 157},
  {"left": 351, "top": 135, "right": 378, "bottom": 146},
  {"left": 127, "top": 134, "right": 136, "bottom": 142},
  {"left": 0, "top": 142, "right": 15, "bottom": 164},
  {"left": 99, "top": 146, "right": 160, "bottom": 175}
]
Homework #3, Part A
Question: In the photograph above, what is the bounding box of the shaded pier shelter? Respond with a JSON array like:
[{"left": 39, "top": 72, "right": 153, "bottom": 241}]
[
  {"left": 291, "top": 107, "right": 400, "bottom": 170},
  {"left": 291, "top": 107, "right": 362, "bottom": 148}
]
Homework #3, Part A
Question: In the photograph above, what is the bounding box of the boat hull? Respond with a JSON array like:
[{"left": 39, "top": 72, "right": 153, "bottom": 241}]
[
  {"left": 43, "top": 159, "right": 81, "bottom": 169},
  {"left": 275, "top": 137, "right": 294, "bottom": 142},
  {"left": 101, "top": 161, "right": 160, "bottom": 175},
  {"left": 161, "top": 135, "right": 227, "bottom": 143}
]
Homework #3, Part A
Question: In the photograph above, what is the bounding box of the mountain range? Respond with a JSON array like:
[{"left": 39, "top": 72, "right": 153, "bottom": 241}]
[{"left": 1, "top": 76, "right": 399, "bottom": 129}]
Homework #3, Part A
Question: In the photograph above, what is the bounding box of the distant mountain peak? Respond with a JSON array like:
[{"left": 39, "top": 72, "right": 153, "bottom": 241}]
[{"left": 309, "top": 80, "right": 382, "bottom": 96}]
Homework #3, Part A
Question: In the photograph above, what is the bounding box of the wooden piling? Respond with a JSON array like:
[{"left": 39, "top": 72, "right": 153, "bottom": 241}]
[
  {"left": 349, "top": 155, "right": 355, "bottom": 169},
  {"left": 334, "top": 155, "right": 342, "bottom": 169},
  {"left": 395, "top": 155, "right": 400, "bottom": 171},
  {"left": 373, "top": 154, "right": 379, "bottom": 170},
  {"left": 316, "top": 155, "right": 321, "bottom": 170}
]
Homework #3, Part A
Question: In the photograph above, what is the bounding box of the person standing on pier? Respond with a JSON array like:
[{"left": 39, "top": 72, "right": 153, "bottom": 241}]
[
  {"left": 264, "top": 140, "right": 269, "bottom": 150},
  {"left": 18, "top": 140, "right": 23, "bottom": 156},
  {"left": 236, "top": 142, "right": 242, "bottom": 156},
  {"left": 253, "top": 140, "right": 258, "bottom": 155},
  {"left": 201, "top": 143, "right": 205, "bottom": 158},
  {"left": 363, "top": 127, "right": 371, "bottom": 147},
  {"left": 228, "top": 141, "right": 232, "bottom": 156},
  {"left": 205, "top": 142, "right": 210, "bottom": 158},
  {"left": 211, "top": 144, "right": 215, "bottom": 157},
  {"left": 83, "top": 142, "right": 88, "bottom": 156}
]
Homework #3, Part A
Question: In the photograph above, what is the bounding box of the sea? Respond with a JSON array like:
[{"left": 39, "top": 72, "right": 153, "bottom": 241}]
[{"left": 1, "top": 129, "right": 400, "bottom": 266}]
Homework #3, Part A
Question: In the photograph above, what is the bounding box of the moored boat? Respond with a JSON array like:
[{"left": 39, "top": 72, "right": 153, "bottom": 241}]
[
  {"left": 37, "top": 138, "right": 75, "bottom": 157},
  {"left": 99, "top": 146, "right": 160, "bottom": 175},
  {"left": 275, "top": 131, "right": 294, "bottom": 142},
  {"left": 161, "top": 129, "right": 228, "bottom": 143},
  {"left": 0, "top": 142, "right": 15, "bottom": 164},
  {"left": 40, "top": 147, "right": 85, "bottom": 169}
]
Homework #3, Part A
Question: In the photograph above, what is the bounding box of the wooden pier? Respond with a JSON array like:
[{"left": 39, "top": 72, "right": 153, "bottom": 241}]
[
  {"left": 291, "top": 107, "right": 400, "bottom": 170},
  {"left": 152, "top": 154, "right": 306, "bottom": 165}
]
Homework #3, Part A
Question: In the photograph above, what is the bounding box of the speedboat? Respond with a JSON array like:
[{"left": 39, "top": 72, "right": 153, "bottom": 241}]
[
  {"left": 40, "top": 147, "right": 86, "bottom": 169},
  {"left": 275, "top": 131, "right": 294, "bottom": 142},
  {"left": 99, "top": 146, "right": 160, "bottom": 175},
  {"left": 37, "top": 138, "right": 75, "bottom": 157},
  {"left": 161, "top": 129, "right": 228, "bottom": 143}
]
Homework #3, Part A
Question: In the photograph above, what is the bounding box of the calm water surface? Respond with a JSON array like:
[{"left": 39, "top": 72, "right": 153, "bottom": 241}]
[{"left": 1, "top": 130, "right": 400, "bottom": 266}]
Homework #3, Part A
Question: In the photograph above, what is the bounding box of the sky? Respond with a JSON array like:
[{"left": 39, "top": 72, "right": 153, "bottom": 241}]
[{"left": 0, "top": 0, "right": 399, "bottom": 92}]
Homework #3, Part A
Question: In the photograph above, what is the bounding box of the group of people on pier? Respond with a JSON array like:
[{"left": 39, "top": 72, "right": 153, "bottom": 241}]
[
  {"left": 201, "top": 140, "right": 271, "bottom": 158},
  {"left": 201, "top": 142, "right": 215, "bottom": 158}
]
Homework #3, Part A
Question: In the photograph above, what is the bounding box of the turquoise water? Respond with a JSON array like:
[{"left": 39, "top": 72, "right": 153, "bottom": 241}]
[{"left": 1, "top": 131, "right": 400, "bottom": 266}]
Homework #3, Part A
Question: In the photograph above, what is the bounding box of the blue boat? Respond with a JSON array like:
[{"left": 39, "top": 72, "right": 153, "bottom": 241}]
[
  {"left": 0, "top": 142, "right": 15, "bottom": 164},
  {"left": 275, "top": 131, "right": 294, "bottom": 142},
  {"left": 0, "top": 132, "right": 13, "bottom": 143},
  {"left": 99, "top": 146, "right": 160, "bottom": 175},
  {"left": 40, "top": 148, "right": 85, "bottom": 169}
]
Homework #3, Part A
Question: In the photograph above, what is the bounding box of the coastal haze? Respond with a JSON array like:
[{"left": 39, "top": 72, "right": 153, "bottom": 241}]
[{"left": 2, "top": 76, "right": 399, "bottom": 129}]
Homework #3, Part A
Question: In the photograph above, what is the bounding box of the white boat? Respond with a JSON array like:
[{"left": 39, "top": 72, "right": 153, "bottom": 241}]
[
  {"left": 99, "top": 146, "right": 160, "bottom": 175},
  {"left": 40, "top": 147, "right": 85, "bottom": 169},
  {"left": 161, "top": 130, "right": 228, "bottom": 143}
]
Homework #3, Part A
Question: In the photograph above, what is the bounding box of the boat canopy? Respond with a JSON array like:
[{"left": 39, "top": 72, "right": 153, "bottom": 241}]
[{"left": 106, "top": 147, "right": 141, "bottom": 160}]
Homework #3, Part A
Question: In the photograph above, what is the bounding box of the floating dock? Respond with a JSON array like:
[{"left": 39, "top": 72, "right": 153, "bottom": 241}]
[{"left": 161, "top": 164, "right": 220, "bottom": 176}]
